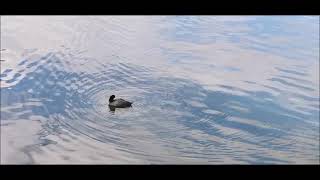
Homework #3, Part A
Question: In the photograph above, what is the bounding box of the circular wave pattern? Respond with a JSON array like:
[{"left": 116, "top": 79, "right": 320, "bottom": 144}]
[
  {"left": 1, "top": 16, "right": 319, "bottom": 164},
  {"left": 1, "top": 48, "right": 318, "bottom": 164}
]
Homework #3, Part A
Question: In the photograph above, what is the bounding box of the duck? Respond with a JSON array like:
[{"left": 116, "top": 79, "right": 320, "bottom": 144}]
[{"left": 108, "top": 95, "right": 132, "bottom": 108}]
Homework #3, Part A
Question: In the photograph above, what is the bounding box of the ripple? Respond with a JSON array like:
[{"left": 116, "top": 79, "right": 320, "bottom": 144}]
[
  {"left": 1, "top": 16, "right": 319, "bottom": 164},
  {"left": 268, "top": 77, "right": 315, "bottom": 92}
]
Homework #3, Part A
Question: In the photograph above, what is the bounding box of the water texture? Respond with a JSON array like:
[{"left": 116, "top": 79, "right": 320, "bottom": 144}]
[{"left": 1, "top": 16, "right": 319, "bottom": 164}]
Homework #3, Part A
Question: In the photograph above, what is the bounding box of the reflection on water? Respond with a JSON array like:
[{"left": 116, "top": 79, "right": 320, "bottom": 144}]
[{"left": 1, "top": 16, "right": 319, "bottom": 164}]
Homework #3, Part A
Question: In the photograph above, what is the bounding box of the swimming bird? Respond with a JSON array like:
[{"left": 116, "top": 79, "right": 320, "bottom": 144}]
[{"left": 108, "top": 95, "right": 132, "bottom": 108}]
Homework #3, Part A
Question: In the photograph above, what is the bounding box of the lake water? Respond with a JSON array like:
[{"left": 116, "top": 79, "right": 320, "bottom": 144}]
[{"left": 1, "top": 16, "right": 319, "bottom": 164}]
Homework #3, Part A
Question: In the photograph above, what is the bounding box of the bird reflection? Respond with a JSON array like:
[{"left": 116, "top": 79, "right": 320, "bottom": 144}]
[{"left": 108, "top": 105, "right": 116, "bottom": 112}]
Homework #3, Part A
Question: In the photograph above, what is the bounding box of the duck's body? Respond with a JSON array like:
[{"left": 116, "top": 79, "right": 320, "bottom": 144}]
[{"left": 108, "top": 95, "right": 132, "bottom": 108}]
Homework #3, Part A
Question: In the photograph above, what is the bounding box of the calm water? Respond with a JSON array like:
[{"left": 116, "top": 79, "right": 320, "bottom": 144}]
[{"left": 1, "top": 16, "right": 319, "bottom": 164}]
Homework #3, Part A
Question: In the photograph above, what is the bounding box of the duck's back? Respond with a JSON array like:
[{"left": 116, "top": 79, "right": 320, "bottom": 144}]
[{"left": 109, "top": 98, "right": 132, "bottom": 108}]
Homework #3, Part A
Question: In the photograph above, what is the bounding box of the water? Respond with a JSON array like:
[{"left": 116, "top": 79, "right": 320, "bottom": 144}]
[{"left": 1, "top": 16, "right": 319, "bottom": 164}]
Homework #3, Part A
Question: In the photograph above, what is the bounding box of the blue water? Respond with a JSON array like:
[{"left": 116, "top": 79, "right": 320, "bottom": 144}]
[{"left": 1, "top": 16, "right": 319, "bottom": 164}]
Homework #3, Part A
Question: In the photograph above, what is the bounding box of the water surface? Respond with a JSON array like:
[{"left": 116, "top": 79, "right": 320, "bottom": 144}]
[{"left": 1, "top": 16, "right": 319, "bottom": 164}]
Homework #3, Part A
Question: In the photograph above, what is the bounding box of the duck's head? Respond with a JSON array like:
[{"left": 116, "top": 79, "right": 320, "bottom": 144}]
[{"left": 109, "top": 95, "right": 115, "bottom": 103}]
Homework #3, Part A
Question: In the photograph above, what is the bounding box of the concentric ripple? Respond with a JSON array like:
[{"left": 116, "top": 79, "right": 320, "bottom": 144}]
[{"left": 1, "top": 16, "right": 319, "bottom": 164}]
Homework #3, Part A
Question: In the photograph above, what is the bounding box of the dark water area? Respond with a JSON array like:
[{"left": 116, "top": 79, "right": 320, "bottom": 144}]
[{"left": 1, "top": 16, "right": 319, "bottom": 164}]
